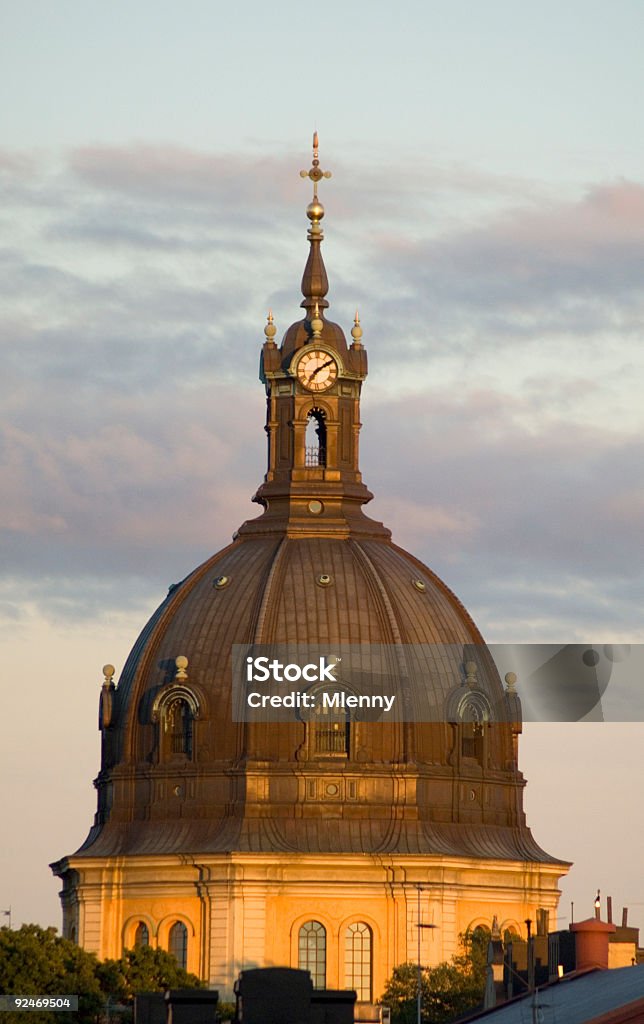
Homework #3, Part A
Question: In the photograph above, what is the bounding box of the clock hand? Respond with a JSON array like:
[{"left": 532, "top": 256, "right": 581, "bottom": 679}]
[{"left": 308, "top": 358, "right": 334, "bottom": 382}]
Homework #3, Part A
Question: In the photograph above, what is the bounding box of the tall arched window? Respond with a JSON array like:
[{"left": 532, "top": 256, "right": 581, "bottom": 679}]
[
  {"left": 298, "top": 920, "right": 326, "bottom": 989},
  {"left": 345, "top": 922, "right": 372, "bottom": 1001},
  {"left": 168, "top": 921, "right": 188, "bottom": 969},
  {"left": 305, "top": 409, "right": 326, "bottom": 467},
  {"left": 134, "top": 921, "right": 149, "bottom": 947}
]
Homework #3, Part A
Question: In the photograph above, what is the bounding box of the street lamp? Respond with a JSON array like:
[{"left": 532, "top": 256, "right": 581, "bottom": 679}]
[{"left": 415, "top": 886, "right": 437, "bottom": 1024}]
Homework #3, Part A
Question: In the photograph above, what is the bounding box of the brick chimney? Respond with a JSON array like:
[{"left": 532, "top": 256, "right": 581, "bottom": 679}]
[{"left": 570, "top": 917, "right": 616, "bottom": 970}]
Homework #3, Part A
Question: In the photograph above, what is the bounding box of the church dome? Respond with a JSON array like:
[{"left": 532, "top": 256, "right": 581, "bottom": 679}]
[{"left": 74, "top": 137, "right": 557, "bottom": 868}]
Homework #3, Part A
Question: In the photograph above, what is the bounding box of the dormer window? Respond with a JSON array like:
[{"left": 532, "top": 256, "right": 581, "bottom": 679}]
[{"left": 151, "top": 680, "right": 201, "bottom": 763}]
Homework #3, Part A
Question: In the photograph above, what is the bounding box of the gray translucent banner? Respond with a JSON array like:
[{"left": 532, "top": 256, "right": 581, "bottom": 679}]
[{"left": 232, "top": 643, "right": 643, "bottom": 723}]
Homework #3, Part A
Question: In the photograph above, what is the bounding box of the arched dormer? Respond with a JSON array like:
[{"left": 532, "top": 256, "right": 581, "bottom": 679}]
[
  {"left": 151, "top": 666, "right": 202, "bottom": 762},
  {"left": 445, "top": 661, "right": 494, "bottom": 767}
]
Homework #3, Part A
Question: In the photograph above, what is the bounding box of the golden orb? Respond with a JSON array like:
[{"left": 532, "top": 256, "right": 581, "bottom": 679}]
[{"left": 306, "top": 199, "right": 324, "bottom": 222}]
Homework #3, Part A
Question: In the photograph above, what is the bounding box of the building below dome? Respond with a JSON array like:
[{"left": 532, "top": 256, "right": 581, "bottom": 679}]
[{"left": 51, "top": 136, "right": 568, "bottom": 1002}]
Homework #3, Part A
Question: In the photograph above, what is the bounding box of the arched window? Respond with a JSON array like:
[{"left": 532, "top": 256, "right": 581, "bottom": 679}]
[
  {"left": 151, "top": 684, "right": 200, "bottom": 764},
  {"left": 345, "top": 922, "right": 372, "bottom": 1001},
  {"left": 169, "top": 921, "right": 188, "bottom": 969},
  {"left": 305, "top": 409, "right": 326, "bottom": 467},
  {"left": 134, "top": 921, "right": 149, "bottom": 947},
  {"left": 298, "top": 920, "right": 326, "bottom": 989},
  {"left": 457, "top": 691, "right": 490, "bottom": 763},
  {"left": 167, "top": 698, "right": 193, "bottom": 757}
]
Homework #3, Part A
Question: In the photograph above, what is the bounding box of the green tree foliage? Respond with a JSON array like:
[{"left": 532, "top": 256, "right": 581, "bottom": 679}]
[
  {"left": 0, "top": 924, "right": 103, "bottom": 1024},
  {"left": 380, "top": 929, "right": 489, "bottom": 1024},
  {"left": 98, "top": 945, "right": 204, "bottom": 1003},
  {"left": 217, "top": 1001, "right": 237, "bottom": 1021},
  {"left": 0, "top": 926, "right": 205, "bottom": 1024}
]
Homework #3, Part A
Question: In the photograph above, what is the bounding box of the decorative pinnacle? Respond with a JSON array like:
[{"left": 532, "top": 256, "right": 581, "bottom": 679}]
[
  {"left": 505, "top": 671, "right": 518, "bottom": 693},
  {"left": 264, "top": 309, "right": 277, "bottom": 345},
  {"left": 310, "top": 301, "right": 323, "bottom": 340},
  {"left": 465, "top": 661, "right": 478, "bottom": 687},
  {"left": 351, "top": 310, "right": 363, "bottom": 347},
  {"left": 175, "top": 655, "right": 189, "bottom": 681},
  {"left": 102, "top": 664, "right": 115, "bottom": 685}
]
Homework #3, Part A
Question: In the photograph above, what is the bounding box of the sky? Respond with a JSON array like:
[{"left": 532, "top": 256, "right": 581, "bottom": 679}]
[{"left": 1, "top": 0, "right": 644, "bottom": 941}]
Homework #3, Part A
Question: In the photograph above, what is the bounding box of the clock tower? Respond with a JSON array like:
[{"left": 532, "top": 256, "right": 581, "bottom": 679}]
[
  {"left": 242, "top": 134, "right": 390, "bottom": 541},
  {"left": 52, "top": 135, "right": 567, "bottom": 1002}
]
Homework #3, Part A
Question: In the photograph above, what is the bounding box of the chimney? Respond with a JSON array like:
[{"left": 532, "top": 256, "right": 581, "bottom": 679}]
[
  {"left": 607, "top": 897, "right": 612, "bottom": 924},
  {"left": 570, "top": 918, "right": 616, "bottom": 971},
  {"left": 622, "top": 907, "right": 629, "bottom": 928}
]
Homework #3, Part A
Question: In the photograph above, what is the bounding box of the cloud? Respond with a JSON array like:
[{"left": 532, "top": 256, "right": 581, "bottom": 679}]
[
  {"left": 1, "top": 144, "right": 643, "bottom": 636},
  {"left": 361, "top": 386, "right": 644, "bottom": 639},
  {"left": 362, "top": 178, "right": 644, "bottom": 362}
]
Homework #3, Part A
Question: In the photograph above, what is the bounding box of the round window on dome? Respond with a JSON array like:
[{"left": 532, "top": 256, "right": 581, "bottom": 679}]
[
  {"left": 213, "top": 575, "right": 230, "bottom": 589},
  {"left": 317, "top": 573, "right": 333, "bottom": 587},
  {"left": 412, "top": 579, "right": 427, "bottom": 592},
  {"left": 308, "top": 499, "right": 324, "bottom": 515}
]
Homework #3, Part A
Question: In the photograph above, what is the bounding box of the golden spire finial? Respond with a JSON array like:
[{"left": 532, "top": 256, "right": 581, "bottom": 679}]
[
  {"left": 299, "top": 131, "right": 332, "bottom": 201},
  {"left": 299, "top": 133, "right": 331, "bottom": 316}
]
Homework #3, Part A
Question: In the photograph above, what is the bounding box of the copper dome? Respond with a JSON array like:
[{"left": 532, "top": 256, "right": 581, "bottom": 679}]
[{"left": 75, "top": 140, "right": 557, "bottom": 868}]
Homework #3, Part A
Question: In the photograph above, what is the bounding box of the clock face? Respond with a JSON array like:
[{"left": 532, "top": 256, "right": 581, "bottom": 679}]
[{"left": 296, "top": 349, "right": 339, "bottom": 392}]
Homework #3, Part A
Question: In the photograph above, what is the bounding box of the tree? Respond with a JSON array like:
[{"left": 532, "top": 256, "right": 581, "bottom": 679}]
[
  {"left": 98, "top": 945, "right": 204, "bottom": 1004},
  {"left": 0, "top": 924, "right": 104, "bottom": 1024},
  {"left": 0, "top": 926, "right": 205, "bottom": 1024},
  {"left": 380, "top": 930, "right": 489, "bottom": 1024}
]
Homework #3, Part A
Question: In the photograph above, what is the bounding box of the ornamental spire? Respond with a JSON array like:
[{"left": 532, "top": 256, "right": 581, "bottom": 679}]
[{"left": 299, "top": 132, "right": 332, "bottom": 317}]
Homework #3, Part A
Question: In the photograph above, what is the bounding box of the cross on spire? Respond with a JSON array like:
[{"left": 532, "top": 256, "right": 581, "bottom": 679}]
[{"left": 300, "top": 131, "right": 332, "bottom": 200}]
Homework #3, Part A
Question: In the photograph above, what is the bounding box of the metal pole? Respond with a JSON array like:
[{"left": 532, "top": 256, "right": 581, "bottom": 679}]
[
  {"left": 525, "top": 918, "right": 533, "bottom": 993},
  {"left": 417, "top": 886, "right": 422, "bottom": 1024}
]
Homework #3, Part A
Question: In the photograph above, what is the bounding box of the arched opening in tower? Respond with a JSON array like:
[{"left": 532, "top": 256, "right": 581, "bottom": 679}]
[{"left": 305, "top": 408, "right": 326, "bottom": 467}]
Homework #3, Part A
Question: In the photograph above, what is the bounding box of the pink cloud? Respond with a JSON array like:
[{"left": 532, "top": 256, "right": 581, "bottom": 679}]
[
  {"left": 68, "top": 144, "right": 298, "bottom": 205},
  {"left": 476, "top": 179, "right": 644, "bottom": 256}
]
